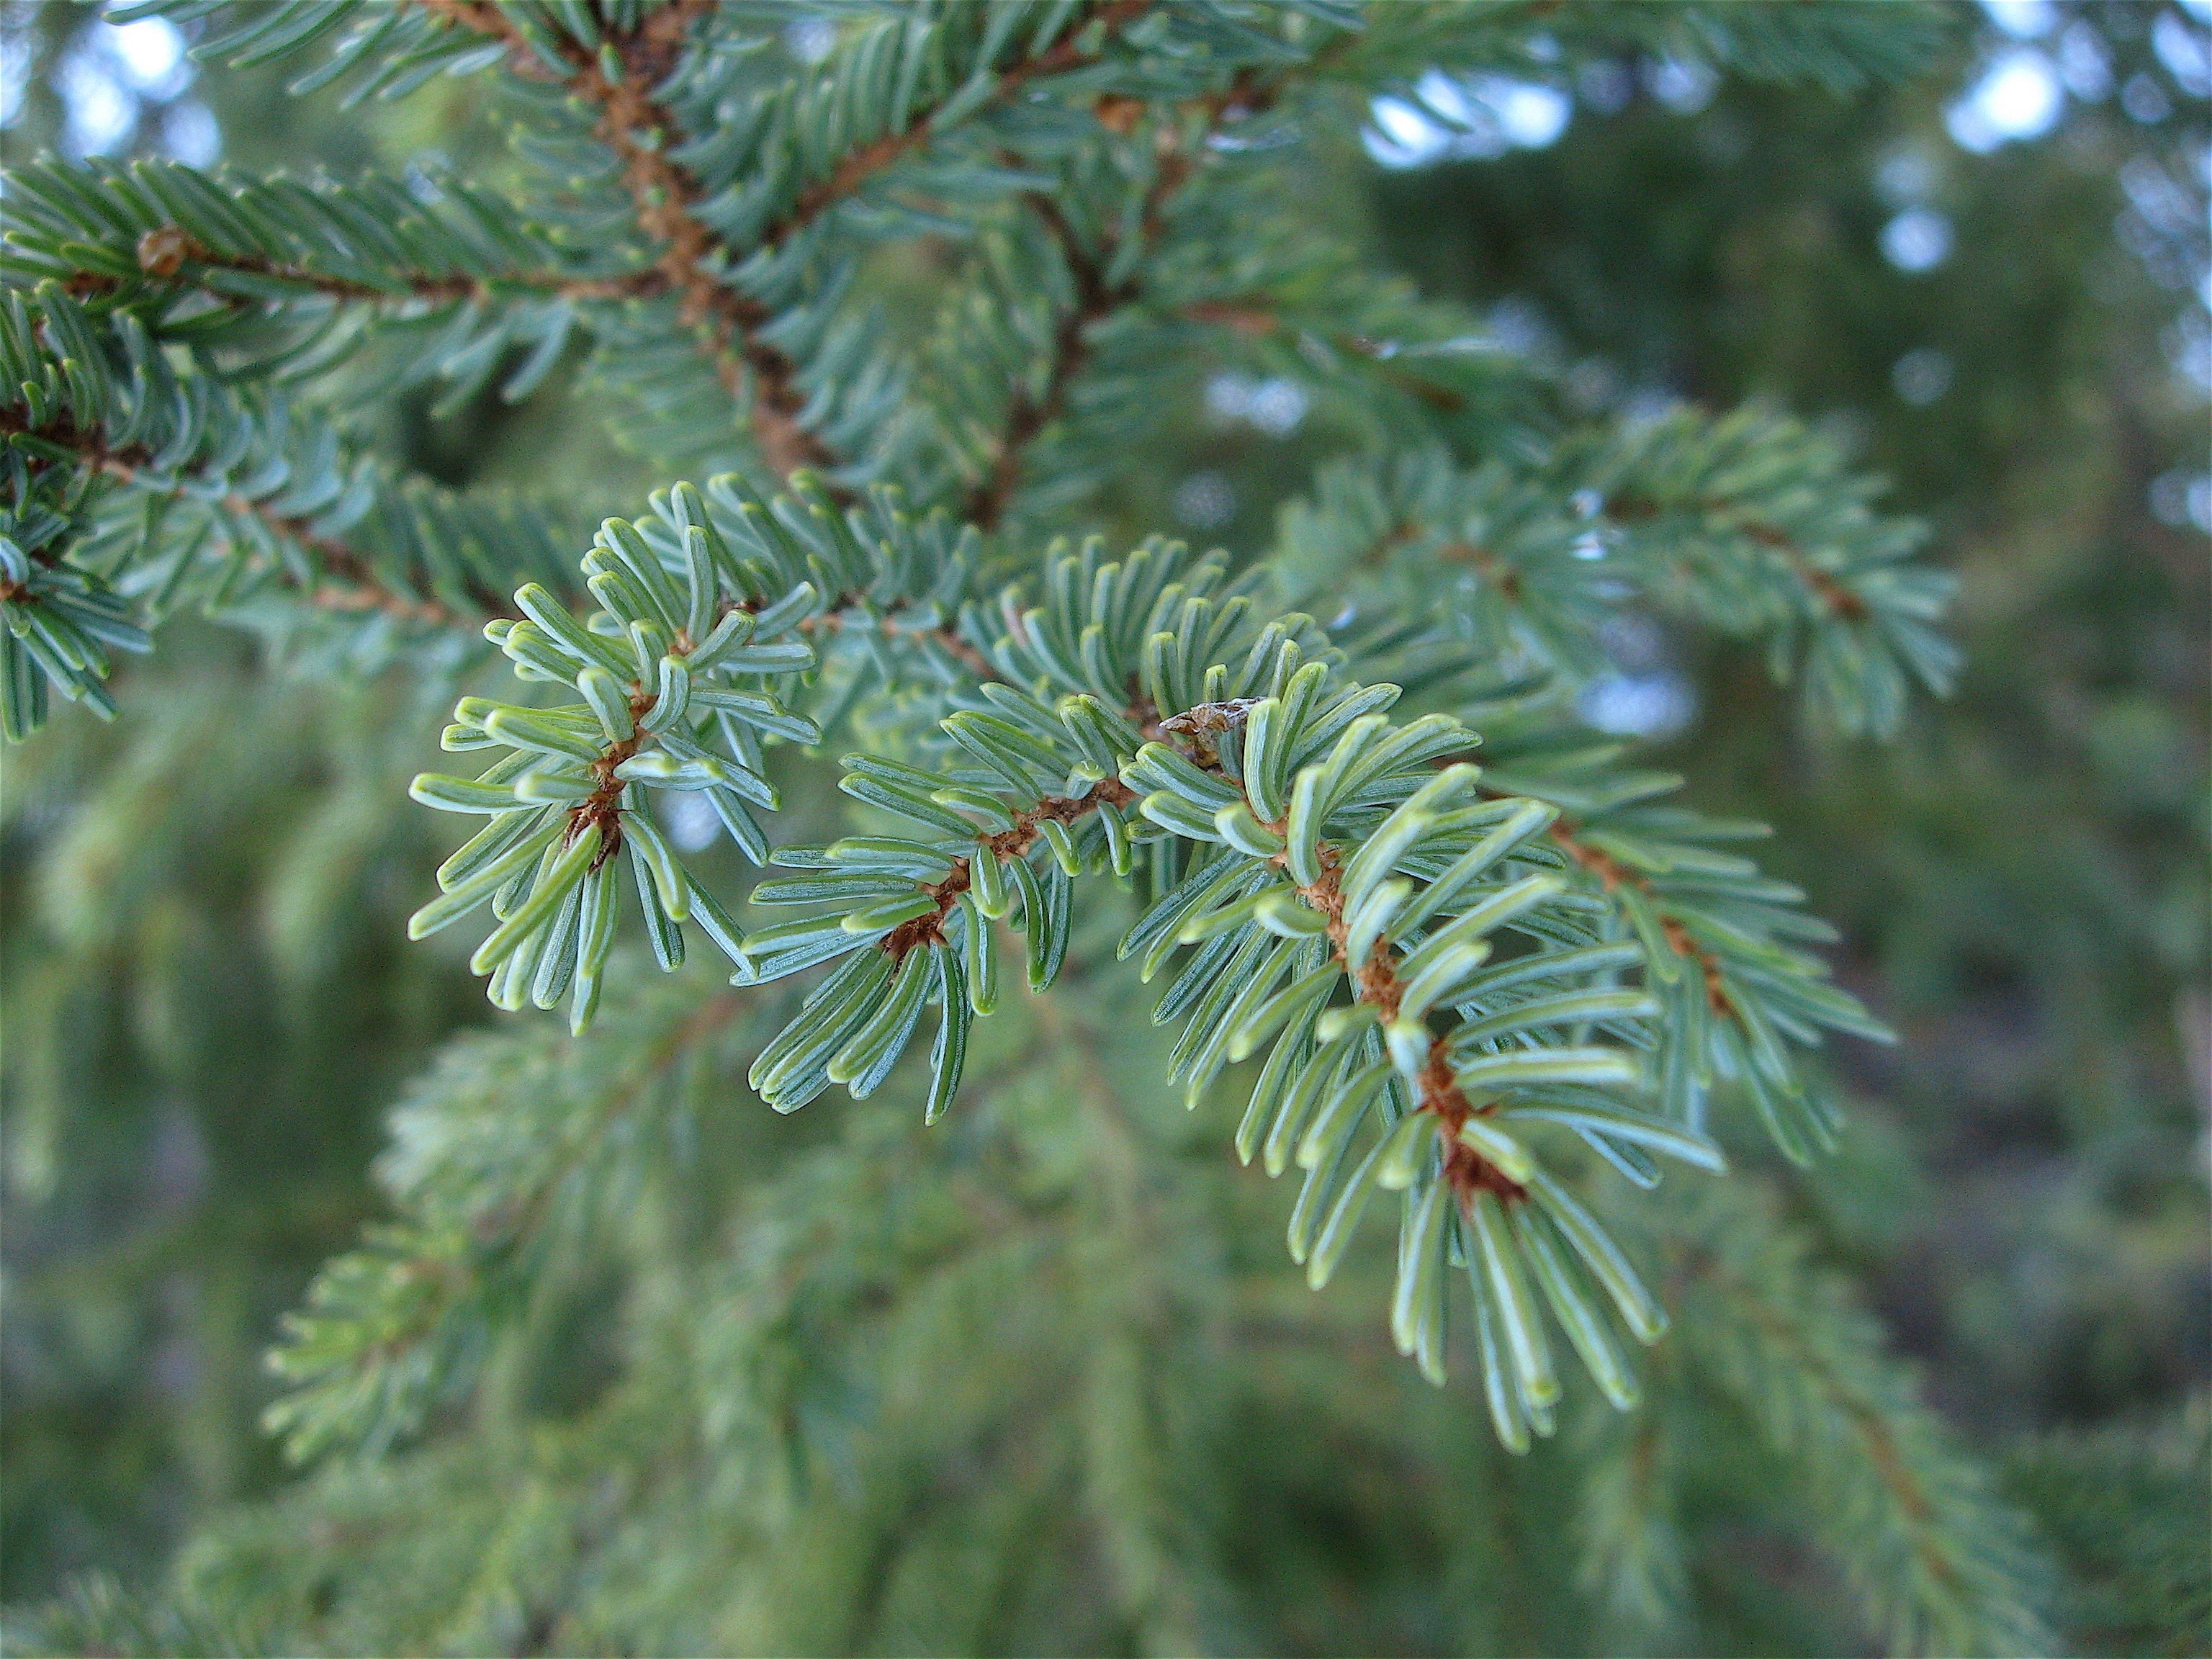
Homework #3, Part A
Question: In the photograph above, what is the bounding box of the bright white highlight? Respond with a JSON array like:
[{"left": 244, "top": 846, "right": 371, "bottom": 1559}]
[
  {"left": 2153, "top": 10, "right": 2211, "bottom": 98},
  {"left": 109, "top": 17, "right": 189, "bottom": 95},
  {"left": 1947, "top": 48, "right": 2064, "bottom": 152},
  {"left": 1979, "top": 0, "right": 2056, "bottom": 39},
  {"left": 1645, "top": 58, "right": 1718, "bottom": 114},
  {"left": 1881, "top": 209, "right": 1954, "bottom": 273},
  {"left": 161, "top": 100, "right": 220, "bottom": 166},
  {"left": 1364, "top": 72, "right": 1570, "bottom": 169},
  {"left": 2056, "top": 21, "right": 2113, "bottom": 101},
  {"left": 1578, "top": 673, "right": 1696, "bottom": 741},
  {"left": 658, "top": 792, "right": 721, "bottom": 855},
  {"left": 1204, "top": 373, "right": 1308, "bottom": 437},
  {"left": 0, "top": 35, "right": 27, "bottom": 127},
  {"left": 1171, "top": 472, "right": 1236, "bottom": 530},
  {"left": 2149, "top": 470, "right": 2212, "bottom": 534},
  {"left": 1892, "top": 349, "right": 1954, "bottom": 407},
  {"left": 59, "top": 48, "right": 135, "bottom": 156},
  {"left": 783, "top": 17, "right": 834, "bottom": 64}
]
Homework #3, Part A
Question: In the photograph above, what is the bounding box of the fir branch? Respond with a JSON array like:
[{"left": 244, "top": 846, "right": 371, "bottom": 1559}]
[
  {"left": 1605, "top": 490, "right": 1871, "bottom": 624},
  {"left": 880, "top": 775, "right": 1139, "bottom": 963},
  {"left": 10, "top": 4, "right": 2036, "bottom": 1567},
  {"left": 1279, "top": 419, "right": 1954, "bottom": 735},
  {"left": 788, "top": 587, "right": 994, "bottom": 680},
  {"left": 16, "top": 390, "right": 970, "bottom": 696},
  {"left": 421, "top": 986, "right": 748, "bottom": 1257},
  {"left": 732, "top": 535, "right": 1708, "bottom": 1427},
  {"left": 1659, "top": 1184, "right": 2057, "bottom": 1655},
  {"left": 1, "top": 404, "right": 490, "bottom": 629},
  {"left": 1570, "top": 405, "right": 1958, "bottom": 732},
  {"left": 1540, "top": 812, "right": 1737, "bottom": 1021},
  {"left": 413, "top": 0, "right": 839, "bottom": 479},
  {"left": 1180, "top": 298, "right": 1473, "bottom": 413},
  {"left": 2003, "top": 1396, "right": 2212, "bottom": 1653},
  {"left": 963, "top": 83, "right": 1253, "bottom": 530},
  {"left": 264, "top": 977, "right": 757, "bottom": 1462},
  {"left": 1028, "top": 989, "right": 1229, "bottom": 1655},
  {"left": 12, "top": 409, "right": 493, "bottom": 628},
  {"left": 76, "top": 225, "right": 647, "bottom": 311},
  {"left": 965, "top": 50, "right": 1465, "bottom": 529},
  {"left": 752, "top": 0, "right": 1159, "bottom": 261},
  {"left": 1162, "top": 709, "right": 1532, "bottom": 1213},
  {"left": 961, "top": 185, "right": 1135, "bottom": 532}
]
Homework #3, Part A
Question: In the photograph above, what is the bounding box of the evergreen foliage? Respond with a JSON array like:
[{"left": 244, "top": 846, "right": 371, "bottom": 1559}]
[{"left": 2, "top": 1, "right": 2202, "bottom": 1654}]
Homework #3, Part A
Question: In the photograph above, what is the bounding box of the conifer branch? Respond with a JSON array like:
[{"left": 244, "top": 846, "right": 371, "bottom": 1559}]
[
  {"left": 752, "top": 0, "right": 1159, "bottom": 261},
  {"left": 1605, "top": 490, "right": 1872, "bottom": 623},
  {"left": 1660, "top": 1185, "right": 2058, "bottom": 1652},
  {"left": 966, "top": 48, "right": 1460, "bottom": 529},
  {"left": 264, "top": 979, "right": 756, "bottom": 1462},
  {"left": 963, "top": 78, "right": 1258, "bottom": 530},
  {"left": 1542, "top": 814, "right": 1736, "bottom": 1019},
  {"left": 729, "top": 536, "right": 1713, "bottom": 1424},
  {"left": 1167, "top": 718, "right": 1533, "bottom": 1210},
  {"left": 6, "top": 5, "right": 2009, "bottom": 1552},
  {"left": 1180, "top": 298, "right": 1473, "bottom": 412},
  {"left": 793, "top": 596, "right": 993, "bottom": 680},
  {"left": 1277, "top": 415, "right": 1954, "bottom": 734},
  {"left": 962, "top": 186, "right": 1134, "bottom": 532},
  {"left": 1, "top": 405, "right": 493, "bottom": 628},
  {"left": 879, "top": 775, "right": 1139, "bottom": 963},
  {"left": 413, "top": 0, "right": 839, "bottom": 480},
  {"left": 76, "top": 225, "right": 649, "bottom": 311}
]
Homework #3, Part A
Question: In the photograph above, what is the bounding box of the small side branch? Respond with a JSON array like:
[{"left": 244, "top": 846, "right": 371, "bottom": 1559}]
[
  {"left": 78, "top": 225, "right": 647, "bottom": 309},
  {"left": 1604, "top": 493, "right": 1871, "bottom": 622},
  {"left": 961, "top": 186, "right": 1139, "bottom": 531},
  {"left": 753, "top": 0, "right": 1157, "bottom": 258},
  {"left": 964, "top": 65, "right": 1345, "bottom": 529},
  {"left": 1179, "top": 300, "right": 1470, "bottom": 413},
  {"left": 3, "top": 405, "right": 495, "bottom": 628},
  {"left": 414, "top": 0, "right": 839, "bottom": 480},
  {"left": 1274, "top": 837, "right": 1530, "bottom": 1209},
  {"left": 1543, "top": 817, "right": 1736, "bottom": 1020},
  {"left": 795, "top": 601, "right": 992, "bottom": 680},
  {"left": 1159, "top": 713, "right": 1531, "bottom": 1212},
  {"left": 883, "top": 777, "right": 1138, "bottom": 961}
]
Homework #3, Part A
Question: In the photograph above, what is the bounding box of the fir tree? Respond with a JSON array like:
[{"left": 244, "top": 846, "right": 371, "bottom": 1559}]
[{"left": 2, "top": 2, "right": 2202, "bottom": 1654}]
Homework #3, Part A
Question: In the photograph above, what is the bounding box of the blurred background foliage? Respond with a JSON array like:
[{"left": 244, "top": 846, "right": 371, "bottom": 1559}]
[{"left": 0, "top": 0, "right": 2205, "bottom": 1648}]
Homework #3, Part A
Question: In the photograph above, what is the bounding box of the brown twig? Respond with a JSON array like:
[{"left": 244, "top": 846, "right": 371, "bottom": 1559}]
[
  {"left": 1271, "top": 836, "right": 1529, "bottom": 1209},
  {"left": 881, "top": 777, "right": 1138, "bottom": 961},
  {"left": 961, "top": 184, "right": 1139, "bottom": 531},
  {"left": 1179, "top": 300, "right": 1468, "bottom": 412},
  {"left": 1542, "top": 817, "right": 1736, "bottom": 1020},
  {"left": 565, "top": 686, "right": 658, "bottom": 867},
  {"left": 795, "top": 601, "right": 992, "bottom": 679},
  {"left": 1438, "top": 541, "right": 1524, "bottom": 601},
  {"left": 753, "top": 0, "right": 1156, "bottom": 257},
  {"left": 79, "top": 225, "right": 649, "bottom": 308},
  {"left": 1153, "top": 709, "right": 1529, "bottom": 1212},
  {"left": 2, "top": 405, "right": 493, "bottom": 627},
  {"left": 961, "top": 91, "right": 1225, "bottom": 531},
  {"left": 412, "top": 0, "right": 1159, "bottom": 488},
  {"left": 19, "top": 394, "right": 992, "bottom": 675},
  {"left": 414, "top": 0, "right": 837, "bottom": 480},
  {"left": 1605, "top": 493, "right": 1870, "bottom": 622},
  {"left": 963, "top": 43, "right": 1471, "bottom": 529}
]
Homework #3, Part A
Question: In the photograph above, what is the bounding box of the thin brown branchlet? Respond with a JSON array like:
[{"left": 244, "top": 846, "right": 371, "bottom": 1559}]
[
  {"left": 882, "top": 776, "right": 1138, "bottom": 962},
  {"left": 1154, "top": 709, "right": 1532, "bottom": 1214},
  {"left": 0, "top": 405, "right": 489, "bottom": 626}
]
